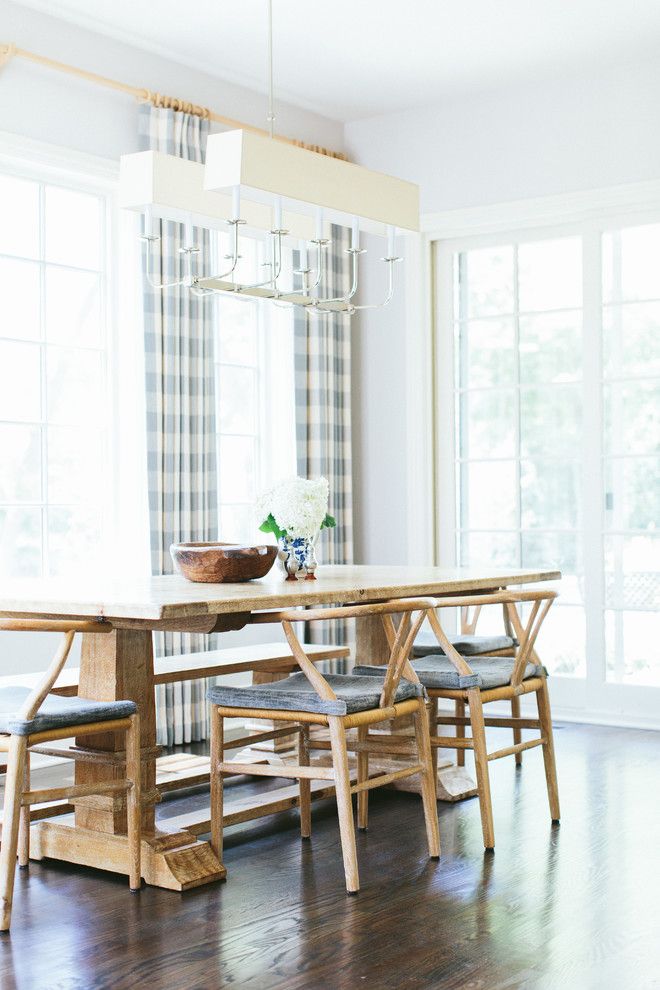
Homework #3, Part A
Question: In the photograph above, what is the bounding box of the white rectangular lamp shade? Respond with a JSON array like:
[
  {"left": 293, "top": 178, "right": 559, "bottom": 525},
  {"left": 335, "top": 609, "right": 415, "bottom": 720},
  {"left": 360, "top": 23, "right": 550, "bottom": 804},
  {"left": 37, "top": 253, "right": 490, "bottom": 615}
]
[
  {"left": 118, "top": 150, "right": 318, "bottom": 240},
  {"left": 204, "top": 129, "right": 419, "bottom": 233}
]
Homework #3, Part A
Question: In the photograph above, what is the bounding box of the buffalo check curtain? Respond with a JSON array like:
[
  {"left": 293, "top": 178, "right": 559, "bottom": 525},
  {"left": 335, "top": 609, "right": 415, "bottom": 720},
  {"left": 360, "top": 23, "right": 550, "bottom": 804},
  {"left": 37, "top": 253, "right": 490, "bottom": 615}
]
[
  {"left": 294, "top": 224, "right": 354, "bottom": 667},
  {"left": 139, "top": 104, "right": 218, "bottom": 746}
]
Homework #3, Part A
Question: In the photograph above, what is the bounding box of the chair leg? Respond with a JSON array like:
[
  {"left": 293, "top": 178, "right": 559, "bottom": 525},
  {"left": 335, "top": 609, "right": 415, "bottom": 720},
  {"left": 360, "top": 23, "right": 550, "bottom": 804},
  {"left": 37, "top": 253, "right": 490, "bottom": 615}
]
[
  {"left": 427, "top": 697, "right": 438, "bottom": 793},
  {"left": 536, "top": 681, "right": 560, "bottom": 822},
  {"left": 356, "top": 724, "right": 369, "bottom": 831},
  {"left": 328, "top": 716, "right": 359, "bottom": 894},
  {"left": 467, "top": 690, "right": 495, "bottom": 851},
  {"left": 298, "top": 724, "right": 312, "bottom": 839},
  {"left": 125, "top": 713, "right": 142, "bottom": 891},
  {"left": 511, "top": 695, "right": 523, "bottom": 766},
  {"left": 18, "top": 750, "right": 30, "bottom": 869},
  {"left": 412, "top": 699, "right": 441, "bottom": 859},
  {"left": 210, "top": 707, "right": 224, "bottom": 862},
  {"left": 0, "top": 735, "right": 28, "bottom": 932},
  {"left": 455, "top": 699, "right": 466, "bottom": 767}
]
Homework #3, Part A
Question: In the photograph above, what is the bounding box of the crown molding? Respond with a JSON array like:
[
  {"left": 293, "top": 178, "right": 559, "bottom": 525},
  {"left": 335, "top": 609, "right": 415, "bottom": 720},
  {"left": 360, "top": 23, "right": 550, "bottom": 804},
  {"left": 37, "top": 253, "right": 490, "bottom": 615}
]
[{"left": 421, "top": 178, "right": 660, "bottom": 238}]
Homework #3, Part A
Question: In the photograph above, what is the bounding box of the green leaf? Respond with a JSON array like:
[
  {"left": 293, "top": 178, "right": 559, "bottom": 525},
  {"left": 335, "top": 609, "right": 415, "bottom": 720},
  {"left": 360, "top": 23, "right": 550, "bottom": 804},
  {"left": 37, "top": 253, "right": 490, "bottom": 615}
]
[
  {"left": 259, "top": 514, "right": 286, "bottom": 541},
  {"left": 321, "top": 513, "right": 336, "bottom": 530}
]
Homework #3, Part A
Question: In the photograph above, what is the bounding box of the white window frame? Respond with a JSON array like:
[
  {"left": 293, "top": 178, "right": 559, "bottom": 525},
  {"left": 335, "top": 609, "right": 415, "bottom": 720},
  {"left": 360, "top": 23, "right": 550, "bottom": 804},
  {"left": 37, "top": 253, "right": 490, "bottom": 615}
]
[{"left": 402, "top": 180, "right": 660, "bottom": 729}]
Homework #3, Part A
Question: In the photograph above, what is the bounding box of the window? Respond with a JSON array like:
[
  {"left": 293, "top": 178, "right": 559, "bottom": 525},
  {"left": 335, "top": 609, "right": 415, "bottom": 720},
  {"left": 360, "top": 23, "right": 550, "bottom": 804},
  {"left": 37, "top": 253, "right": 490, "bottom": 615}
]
[
  {"left": 214, "top": 232, "right": 296, "bottom": 544},
  {"left": 436, "top": 216, "right": 660, "bottom": 719},
  {"left": 0, "top": 169, "right": 111, "bottom": 578},
  {"left": 452, "top": 237, "right": 585, "bottom": 677},
  {"left": 602, "top": 225, "right": 660, "bottom": 686}
]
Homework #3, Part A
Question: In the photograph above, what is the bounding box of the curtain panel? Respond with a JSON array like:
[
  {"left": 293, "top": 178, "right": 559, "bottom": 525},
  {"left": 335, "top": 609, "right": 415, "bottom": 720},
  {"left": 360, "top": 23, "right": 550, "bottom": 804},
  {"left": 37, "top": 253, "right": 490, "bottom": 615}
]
[
  {"left": 294, "top": 224, "right": 354, "bottom": 667},
  {"left": 139, "top": 104, "right": 219, "bottom": 746}
]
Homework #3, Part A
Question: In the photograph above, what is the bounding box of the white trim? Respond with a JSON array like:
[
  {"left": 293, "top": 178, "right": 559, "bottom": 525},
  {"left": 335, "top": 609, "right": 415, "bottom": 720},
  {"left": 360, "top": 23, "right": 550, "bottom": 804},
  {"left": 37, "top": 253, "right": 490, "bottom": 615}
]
[
  {"left": 421, "top": 179, "right": 660, "bottom": 238},
  {"left": 404, "top": 232, "right": 435, "bottom": 564},
  {"left": 0, "top": 130, "right": 118, "bottom": 188}
]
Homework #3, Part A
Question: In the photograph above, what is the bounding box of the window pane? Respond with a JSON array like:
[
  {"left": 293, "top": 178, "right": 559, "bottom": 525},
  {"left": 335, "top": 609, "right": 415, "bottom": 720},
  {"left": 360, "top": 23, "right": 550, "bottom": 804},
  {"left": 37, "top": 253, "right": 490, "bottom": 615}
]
[
  {"left": 0, "top": 258, "right": 41, "bottom": 341},
  {"left": 46, "top": 347, "right": 104, "bottom": 426},
  {"left": 45, "top": 268, "right": 102, "bottom": 346},
  {"left": 460, "top": 246, "right": 514, "bottom": 318},
  {"left": 219, "top": 504, "right": 260, "bottom": 545},
  {"left": 459, "top": 530, "right": 518, "bottom": 567},
  {"left": 217, "top": 300, "right": 258, "bottom": 364},
  {"left": 606, "top": 610, "right": 660, "bottom": 685},
  {"left": 47, "top": 427, "right": 104, "bottom": 503},
  {"left": 603, "top": 381, "right": 660, "bottom": 456},
  {"left": 603, "top": 302, "right": 660, "bottom": 380},
  {"left": 0, "top": 424, "right": 41, "bottom": 501},
  {"left": 0, "top": 341, "right": 41, "bottom": 422},
  {"left": 535, "top": 604, "right": 585, "bottom": 677},
  {"left": 217, "top": 366, "right": 256, "bottom": 434},
  {"left": 604, "top": 534, "right": 660, "bottom": 610},
  {"left": 0, "top": 174, "right": 39, "bottom": 259},
  {"left": 522, "top": 531, "right": 583, "bottom": 605},
  {"left": 604, "top": 456, "right": 660, "bottom": 531},
  {"left": 462, "top": 390, "right": 516, "bottom": 458},
  {"left": 218, "top": 436, "right": 256, "bottom": 503},
  {"left": 462, "top": 461, "right": 517, "bottom": 529},
  {"left": 518, "top": 237, "right": 582, "bottom": 313},
  {"left": 0, "top": 507, "right": 42, "bottom": 577},
  {"left": 603, "top": 224, "right": 660, "bottom": 304},
  {"left": 44, "top": 186, "right": 101, "bottom": 270},
  {"left": 521, "top": 459, "right": 580, "bottom": 530},
  {"left": 47, "top": 505, "right": 102, "bottom": 577},
  {"left": 519, "top": 311, "right": 582, "bottom": 384},
  {"left": 457, "top": 318, "right": 514, "bottom": 389},
  {"left": 520, "top": 385, "right": 582, "bottom": 457}
]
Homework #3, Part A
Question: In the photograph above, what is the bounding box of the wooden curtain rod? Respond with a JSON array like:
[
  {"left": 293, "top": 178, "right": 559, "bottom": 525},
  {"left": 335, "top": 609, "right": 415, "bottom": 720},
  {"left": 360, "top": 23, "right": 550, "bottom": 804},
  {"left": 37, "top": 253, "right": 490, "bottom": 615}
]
[{"left": 0, "top": 41, "right": 347, "bottom": 161}]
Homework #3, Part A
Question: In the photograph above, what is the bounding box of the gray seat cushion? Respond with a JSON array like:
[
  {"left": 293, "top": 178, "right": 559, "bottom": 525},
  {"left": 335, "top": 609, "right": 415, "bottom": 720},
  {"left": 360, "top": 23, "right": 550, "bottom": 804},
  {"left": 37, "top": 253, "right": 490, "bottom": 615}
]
[
  {"left": 0, "top": 687, "right": 137, "bottom": 737},
  {"left": 207, "top": 672, "right": 424, "bottom": 716},
  {"left": 353, "top": 657, "right": 546, "bottom": 692},
  {"left": 413, "top": 628, "right": 516, "bottom": 657}
]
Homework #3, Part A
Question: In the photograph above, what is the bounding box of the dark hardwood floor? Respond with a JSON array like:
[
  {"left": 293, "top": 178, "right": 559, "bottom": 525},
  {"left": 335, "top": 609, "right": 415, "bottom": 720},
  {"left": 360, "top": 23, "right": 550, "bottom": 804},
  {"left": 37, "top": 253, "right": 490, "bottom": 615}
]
[{"left": 1, "top": 721, "right": 659, "bottom": 990}]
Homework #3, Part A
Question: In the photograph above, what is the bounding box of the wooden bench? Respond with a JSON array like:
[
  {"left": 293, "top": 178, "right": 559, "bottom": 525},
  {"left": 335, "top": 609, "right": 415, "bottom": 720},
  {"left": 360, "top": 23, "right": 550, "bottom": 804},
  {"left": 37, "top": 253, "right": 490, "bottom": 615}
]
[
  {"left": 0, "top": 642, "right": 350, "bottom": 698},
  {"left": 0, "top": 642, "right": 350, "bottom": 798}
]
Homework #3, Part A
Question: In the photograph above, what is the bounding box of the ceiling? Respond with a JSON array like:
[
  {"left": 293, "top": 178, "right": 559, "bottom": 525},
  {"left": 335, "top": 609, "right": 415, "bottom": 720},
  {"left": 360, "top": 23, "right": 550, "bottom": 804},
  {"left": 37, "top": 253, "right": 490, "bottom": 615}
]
[{"left": 17, "top": 0, "right": 660, "bottom": 121}]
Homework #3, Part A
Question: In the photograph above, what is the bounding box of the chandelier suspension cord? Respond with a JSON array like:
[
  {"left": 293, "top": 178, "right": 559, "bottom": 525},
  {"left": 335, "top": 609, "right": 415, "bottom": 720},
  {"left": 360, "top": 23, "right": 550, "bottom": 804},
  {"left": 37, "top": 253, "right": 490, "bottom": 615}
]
[{"left": 267, "top": 0, "right": 275, "bottom": 139}]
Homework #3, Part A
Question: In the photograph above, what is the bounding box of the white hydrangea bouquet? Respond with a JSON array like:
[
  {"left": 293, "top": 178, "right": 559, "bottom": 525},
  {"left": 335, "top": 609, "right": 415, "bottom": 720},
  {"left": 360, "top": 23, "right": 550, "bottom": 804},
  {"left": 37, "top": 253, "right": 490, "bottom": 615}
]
[{"left": 257, "top": 476, "right": 336, "bottom": 580}]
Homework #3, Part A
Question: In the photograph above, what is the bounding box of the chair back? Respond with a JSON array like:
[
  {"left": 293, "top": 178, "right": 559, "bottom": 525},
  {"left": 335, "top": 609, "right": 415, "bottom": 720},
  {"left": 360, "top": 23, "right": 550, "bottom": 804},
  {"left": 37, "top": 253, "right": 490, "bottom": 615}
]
[
  {"left": 421, "top": 589, "right": 557, "bottom": 687},
  {"left": 0, "top": 619, "right": 112, "bottom": 720},
  {"left": 250, "top": 599, "right": 435, "bottom": 709}
]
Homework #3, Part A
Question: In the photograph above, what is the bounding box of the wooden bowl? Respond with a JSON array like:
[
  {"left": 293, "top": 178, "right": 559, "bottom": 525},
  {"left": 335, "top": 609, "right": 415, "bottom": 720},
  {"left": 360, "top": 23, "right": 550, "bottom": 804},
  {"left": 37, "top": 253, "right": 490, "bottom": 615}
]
[{"left": 170, "top": 542, "right": 277, "bottom": 583}]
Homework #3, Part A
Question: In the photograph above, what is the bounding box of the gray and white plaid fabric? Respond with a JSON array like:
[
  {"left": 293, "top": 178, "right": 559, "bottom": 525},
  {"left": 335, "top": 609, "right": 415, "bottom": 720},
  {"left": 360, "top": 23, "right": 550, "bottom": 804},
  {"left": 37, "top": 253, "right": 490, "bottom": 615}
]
[
  {"left": 139, "top": 105, "right": 218, "bottom": 746},
  {"left": 294, "top": 225, "right": 354, "bottom": 669}
]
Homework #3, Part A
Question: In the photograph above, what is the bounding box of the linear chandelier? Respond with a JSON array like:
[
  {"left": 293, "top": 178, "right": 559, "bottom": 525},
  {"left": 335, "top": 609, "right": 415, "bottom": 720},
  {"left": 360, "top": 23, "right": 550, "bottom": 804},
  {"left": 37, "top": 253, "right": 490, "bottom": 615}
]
[{"left": 118, "top": 1, "right": 419, "bottom": 316}]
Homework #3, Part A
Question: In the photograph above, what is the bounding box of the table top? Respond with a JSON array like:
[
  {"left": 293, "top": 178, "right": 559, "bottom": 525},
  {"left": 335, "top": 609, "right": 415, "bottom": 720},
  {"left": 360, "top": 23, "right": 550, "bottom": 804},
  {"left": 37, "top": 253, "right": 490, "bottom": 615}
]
[{"left": 0, "top": 565, "right": 561, "bottom": 622}]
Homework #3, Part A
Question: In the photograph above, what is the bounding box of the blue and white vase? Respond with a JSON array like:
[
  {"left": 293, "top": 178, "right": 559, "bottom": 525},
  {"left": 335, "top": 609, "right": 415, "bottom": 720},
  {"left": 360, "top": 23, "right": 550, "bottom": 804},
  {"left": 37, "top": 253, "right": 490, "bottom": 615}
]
[{"left": 278, "top": 533, "right": 319, "bottom": 580}]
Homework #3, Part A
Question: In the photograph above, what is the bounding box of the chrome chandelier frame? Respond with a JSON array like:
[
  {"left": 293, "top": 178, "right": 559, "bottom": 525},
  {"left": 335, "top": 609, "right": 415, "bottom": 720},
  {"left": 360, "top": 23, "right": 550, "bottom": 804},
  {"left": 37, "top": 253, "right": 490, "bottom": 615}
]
[{"left": 141, "top": 219, "right": 402, "bottom": 315}]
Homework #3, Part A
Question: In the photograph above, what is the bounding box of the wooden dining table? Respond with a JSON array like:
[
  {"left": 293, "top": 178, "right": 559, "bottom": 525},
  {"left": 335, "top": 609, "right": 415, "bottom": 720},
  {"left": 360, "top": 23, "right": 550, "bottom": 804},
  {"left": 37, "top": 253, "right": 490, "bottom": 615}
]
[{"left": 0, "top": 564, "right": 559, "bottom": 890}]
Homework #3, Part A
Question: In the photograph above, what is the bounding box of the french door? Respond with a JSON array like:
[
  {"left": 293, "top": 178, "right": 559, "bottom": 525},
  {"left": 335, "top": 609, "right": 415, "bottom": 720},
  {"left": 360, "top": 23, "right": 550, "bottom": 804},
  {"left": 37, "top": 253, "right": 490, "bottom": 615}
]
[{"left": 435, "top": 217, "right": 660, "bottom": 724}]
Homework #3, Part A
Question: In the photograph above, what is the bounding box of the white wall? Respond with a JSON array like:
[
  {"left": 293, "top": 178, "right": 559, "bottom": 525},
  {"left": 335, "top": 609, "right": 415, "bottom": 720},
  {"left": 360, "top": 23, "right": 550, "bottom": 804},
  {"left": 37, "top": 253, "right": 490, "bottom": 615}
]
[
  {"left": 0, "top": 0, "right": 344, "bottom": 160},
  {"left": 347, "top": 58, "right": 660, "bottom": 565}
]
